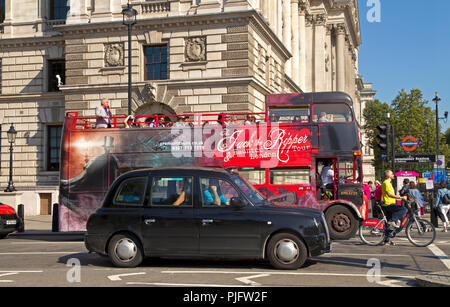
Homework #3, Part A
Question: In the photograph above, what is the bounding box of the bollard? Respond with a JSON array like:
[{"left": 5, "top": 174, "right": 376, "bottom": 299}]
[
  {"left": 17, "top": 204, "right": 25, "bottom": 232},
  {"left": 430, "top": 205, "right": 438, "bottom": 227},
  {"left": 52, "top": 203, "right": 59, "bottom": 232}
]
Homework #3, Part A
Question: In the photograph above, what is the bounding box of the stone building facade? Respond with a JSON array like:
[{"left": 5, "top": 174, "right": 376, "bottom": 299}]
[{"left": 0, "top": 0, "right": 375, "bottom": 215}]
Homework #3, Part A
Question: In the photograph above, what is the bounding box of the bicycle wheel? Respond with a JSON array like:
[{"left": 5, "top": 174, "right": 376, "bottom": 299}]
[
  {"left": 406, "top": 218, "right": 436, "bottom": 247},
  {"left": 359, "top": 218, "right": 386, "bottom": 246}
]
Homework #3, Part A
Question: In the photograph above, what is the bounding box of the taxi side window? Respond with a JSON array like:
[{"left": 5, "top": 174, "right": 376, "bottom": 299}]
[
  {"left": 114, "top": 177, "right": 147, "bottom": 206},
  {"left": 200, "top": 178, "right": 239, "bottom": 207},
  {"left": 151, "top": 177, "right": 193, "bottom": 207}
]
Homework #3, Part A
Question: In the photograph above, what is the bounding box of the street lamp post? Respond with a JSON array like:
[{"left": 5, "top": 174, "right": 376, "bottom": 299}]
[
  {"left": 432, "top": 92, "right": 449, "bottom": 183},
  {"left": 433, "top": 92, "right": 441, "bottom": 162},
  {"left": 122, "top": 1, "right": 138, "bottom": 116},
  {"left": 4, "top": 124, "right": 17, "bottom": 192}
]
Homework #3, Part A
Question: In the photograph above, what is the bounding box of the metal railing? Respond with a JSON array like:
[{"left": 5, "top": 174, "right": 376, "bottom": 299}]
[{"left": 66, "top": 111, "right": 267, "bottom": 130}]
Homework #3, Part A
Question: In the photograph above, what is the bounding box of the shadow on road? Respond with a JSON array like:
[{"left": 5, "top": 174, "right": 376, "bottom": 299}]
[
  {"left": 8, "top": 232, "right": 84, "bottom": 242},
  {"left": 57, "top": 253, "right": 319, "bottom": 271}
]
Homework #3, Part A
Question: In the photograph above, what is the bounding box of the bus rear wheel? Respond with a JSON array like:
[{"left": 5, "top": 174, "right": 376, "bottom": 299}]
[{"left": 325, "top": 205, "right": 358, "bottom": 240}]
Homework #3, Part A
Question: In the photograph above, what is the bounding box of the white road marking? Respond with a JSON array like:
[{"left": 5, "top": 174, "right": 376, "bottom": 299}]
[
  {"left": 323, "top": 253, "right": 410, "bottom": 257},
  {"left": 0, "top": 272, "right": 18, "bottom": 283},
  {"left": 108, "top": 272, "right": 146, "bottom": 281},
  {"left": 0, "top": 271, "right": 43, "bottom": 283},
  {"left": 376, "top": 277, "right": 415, "bottom": 287},
  {"left": 427, "top": 244, "right": 450, "bottom": 270},
  {"left": 235, "top": 274, "right": 269, "bottom": 286},
  {"left": 10, "top": 241, "right": 84, "bottom": 244},
  {"left": 0, "top": 251, "right": 83, "bottom": 255},
  {"left": 163, "top": 270, "right": 414, "bottom": 279},
  {"left": 126, "top": 282, "right": 248, "bottom": 287}
]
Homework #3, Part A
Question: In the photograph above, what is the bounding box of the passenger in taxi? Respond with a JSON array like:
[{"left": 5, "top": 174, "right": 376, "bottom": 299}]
[
  {"left": 202, "top": 179, "right": 229, "bottom": 206},
  {"left": 172, "top": 180, "right": 187, "bottom": 207}
]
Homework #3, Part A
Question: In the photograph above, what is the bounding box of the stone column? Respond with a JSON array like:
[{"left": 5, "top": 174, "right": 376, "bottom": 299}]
[
  {"left": 298, "top": 3, "right": 307, "bottom": 91},
  {"left": 304, "top": 14, "right": 314, "bottom": 92},
  {"left": 325, "top": 24, "right": 333, "bottom": 91},
  {"left": 277, "top": 2, "right": 283, "bottom": 38},
  {"left": 291, "top": 0, "right": 299, "bottom": 85},
  {"left": 262, "top": 0, "right": 270, "bottom": 21},
  {"left": 66, "top": 0, "right": 89, "bottom": 24},
  {"left": 335, "top": 23, "right": 346, "bottom": 92},
  {"left": 196, "top": 0, "right": 222, "bottom": 14},
  {"left": 91, "top": 0, "right": 113, "bottom": 22},
  {"left": 282, "top": 0, "right": 292, "bottom": 77},
  {"left": 313, "top": 14, "right": 326, "bottom": 92},
  {"left": 269, "top": 0, "right": 276, "bottom": 34}
]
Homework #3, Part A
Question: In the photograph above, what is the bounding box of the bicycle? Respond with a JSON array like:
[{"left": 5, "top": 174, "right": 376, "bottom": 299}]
[{"left": 359, "top": 200, "right": 436, "bottom": 247}]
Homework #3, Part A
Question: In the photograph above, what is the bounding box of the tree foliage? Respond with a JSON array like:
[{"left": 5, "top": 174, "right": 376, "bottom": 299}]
[{"left": 363, "top": 88, "right": 450, "bottom": 175}]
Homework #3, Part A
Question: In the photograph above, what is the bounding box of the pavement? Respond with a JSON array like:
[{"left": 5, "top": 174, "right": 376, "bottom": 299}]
[
  {"left": 7, "top": 214, "right": 450, "bottom": 287},
  {"left": 9, "top": 214, "right": 81, "bottom": 236}
]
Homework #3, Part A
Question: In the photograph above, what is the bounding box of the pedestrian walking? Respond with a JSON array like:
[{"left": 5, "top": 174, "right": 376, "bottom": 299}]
[
  {"left": 409, "top": 181, "right": 426, "bottom": 217},
  {"left": 434, "top": 182, "right": 450, "bottom": 232},
  {"left": 399, "top": 178, "right": 410, "bottom": 196},
  {"left": 373, "top": 180, "right": 382, "bottom": 217}
]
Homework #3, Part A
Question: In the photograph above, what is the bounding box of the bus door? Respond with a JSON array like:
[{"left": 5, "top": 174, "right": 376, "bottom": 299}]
[
  {"left": 316, "top": 158, "right": 336, "bottom": 201},
  {"left": 335, "top": 157, "right": 363, "bottom": 207}
]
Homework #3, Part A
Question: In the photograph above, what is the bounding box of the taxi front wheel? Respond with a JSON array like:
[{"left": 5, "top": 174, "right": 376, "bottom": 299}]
[
  {"left": 107, "top": 233, "right": 144, "bottom": 268},
  {"left": 266, "top": 233, "right": 307, "bottom": 270}
]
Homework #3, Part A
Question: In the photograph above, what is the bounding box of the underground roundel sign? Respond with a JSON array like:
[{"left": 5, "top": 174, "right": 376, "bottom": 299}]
[{"left": 400, "top": 136, "right": 419, "bottom": 152}]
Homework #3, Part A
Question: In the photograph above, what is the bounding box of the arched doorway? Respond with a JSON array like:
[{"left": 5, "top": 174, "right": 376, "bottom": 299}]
[{"left": 134, "top": 102, "right": 176, "bottom": 117}]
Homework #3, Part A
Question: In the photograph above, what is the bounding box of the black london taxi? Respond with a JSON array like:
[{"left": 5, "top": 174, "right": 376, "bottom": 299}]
[{"left": 85, "top": 167, "right": 331, "bottom": 270}]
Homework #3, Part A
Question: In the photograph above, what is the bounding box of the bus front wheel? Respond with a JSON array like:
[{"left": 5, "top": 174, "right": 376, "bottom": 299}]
[{"left": 325, "top": 205, "right": 358, "bottom": 240}]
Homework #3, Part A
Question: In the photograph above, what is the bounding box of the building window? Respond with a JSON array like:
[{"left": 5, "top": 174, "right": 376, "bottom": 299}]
[
  {"left": 48, "top": 60, "right": 65, "bottom": 92},
  {"left": 47, "top": 125, "right": 62, "bottom": 171},
  {"left": 144, "top": 45, "right": 168, "bottom": 80},
  {"left": 0, "top": 0, "right": 5, "bottom": 23},
  {"left": 0, "top": 58, "right": 2, "bottom": 95},
  {"left": 50, "top": 0, "right": 70, "bottom": 20}
]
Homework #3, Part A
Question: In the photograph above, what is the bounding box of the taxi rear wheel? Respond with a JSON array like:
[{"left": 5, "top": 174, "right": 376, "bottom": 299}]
[{"left": 107, "top": 233, "right": 143, "bottom": 268}]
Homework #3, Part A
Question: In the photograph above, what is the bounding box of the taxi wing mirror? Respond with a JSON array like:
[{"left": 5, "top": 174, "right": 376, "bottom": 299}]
[{"left": 230, "top": 197, "right": 245, "bottom": 209}]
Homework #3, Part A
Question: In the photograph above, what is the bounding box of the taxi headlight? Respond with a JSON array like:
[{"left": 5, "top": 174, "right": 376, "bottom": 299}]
[{"left": 321, "top": 213, "right": 330, "bottom": 242}]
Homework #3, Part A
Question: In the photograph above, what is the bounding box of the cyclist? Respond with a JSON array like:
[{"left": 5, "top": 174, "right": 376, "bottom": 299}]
[{"left": 382, "top": 170, "right": 407, "bottom": 244}]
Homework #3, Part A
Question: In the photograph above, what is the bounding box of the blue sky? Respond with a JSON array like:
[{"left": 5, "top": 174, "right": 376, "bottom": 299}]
[{"left": 357, "top": 0, "right": 450, "bottom": 133}]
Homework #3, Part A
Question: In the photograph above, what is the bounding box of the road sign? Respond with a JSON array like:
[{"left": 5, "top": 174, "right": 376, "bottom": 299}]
[
  {"left": 423, "top": 172, "right": 433, "bottom": 179},
  {"left": 434, "top": 170, "right": 446, "bottom": 183},
  {"left": 394, "top": 155, "right": 436, "bottom": 164},
  {"left": 400, "top": 136, "right": 419, "bottom": 152}
]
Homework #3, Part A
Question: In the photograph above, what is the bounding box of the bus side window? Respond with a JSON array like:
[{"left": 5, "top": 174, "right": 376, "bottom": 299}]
[
  {"left": 337, "top": 160, "right": 355, "bottom": 183},
  {"left": 239, "top": 169, "right": 265, "bottom": 185},
  {"left": 313, "top": 103, "right": 352, "bottom": 122},
  {"left": 269, "top": 168, "right": 310, "bottom": 185},
  {"left": 268, "top": 107, "right": 310, "bottom": 123}
]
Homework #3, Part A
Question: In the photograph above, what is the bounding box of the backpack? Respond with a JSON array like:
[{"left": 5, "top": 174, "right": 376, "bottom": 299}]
[{"left": 443, "top": 193, "right": 450, "bottom": 205}]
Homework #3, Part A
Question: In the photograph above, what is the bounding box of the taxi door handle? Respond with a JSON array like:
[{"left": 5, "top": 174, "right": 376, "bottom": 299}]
[
  {"left": 144, "top": 218, "right": 156, "bottom": 225},
  {"left": 202, "top": 219, "right": 214, "bottom": 226}
]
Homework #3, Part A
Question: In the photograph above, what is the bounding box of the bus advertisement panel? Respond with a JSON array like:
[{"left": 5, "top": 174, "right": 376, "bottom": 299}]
[{"left": 59, "top": 92, "right": 368, "bottom": 239}]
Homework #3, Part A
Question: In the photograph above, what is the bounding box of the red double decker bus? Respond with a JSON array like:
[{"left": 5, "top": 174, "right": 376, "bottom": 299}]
[{"left": 58, "top": 91, "right": 368, "bottom": 239}]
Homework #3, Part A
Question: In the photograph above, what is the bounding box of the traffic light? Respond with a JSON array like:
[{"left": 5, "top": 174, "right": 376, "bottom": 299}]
[{"left": 376, "top": 124, "right": 389, "bottom": 160}]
